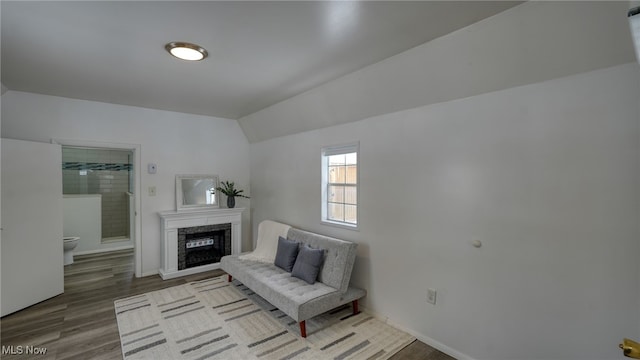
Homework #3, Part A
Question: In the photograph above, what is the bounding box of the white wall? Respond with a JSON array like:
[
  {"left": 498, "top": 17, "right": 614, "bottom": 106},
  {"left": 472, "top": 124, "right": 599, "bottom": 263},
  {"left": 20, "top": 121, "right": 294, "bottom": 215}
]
[
  {"left": 250, "top": 63, "right": 640, "bottom": 360},
  {"left": 63, "top": 195, "right": 102, "bottom": 252},
  {"left": 1, "top": 92, "right": 251, "bottom": 276}
]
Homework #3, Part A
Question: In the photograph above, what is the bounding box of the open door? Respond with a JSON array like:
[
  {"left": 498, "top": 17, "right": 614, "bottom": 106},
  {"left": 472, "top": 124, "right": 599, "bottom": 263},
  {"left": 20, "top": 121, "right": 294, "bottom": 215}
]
[{"left": 1, "top": 138, "right": 63, "bottom": 316}]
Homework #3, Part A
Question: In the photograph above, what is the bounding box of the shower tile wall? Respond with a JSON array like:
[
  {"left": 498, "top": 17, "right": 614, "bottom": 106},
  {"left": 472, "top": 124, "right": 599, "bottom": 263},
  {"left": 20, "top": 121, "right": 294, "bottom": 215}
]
[{"left": 62, "top": 148, "right": 132, "bottom": 240}]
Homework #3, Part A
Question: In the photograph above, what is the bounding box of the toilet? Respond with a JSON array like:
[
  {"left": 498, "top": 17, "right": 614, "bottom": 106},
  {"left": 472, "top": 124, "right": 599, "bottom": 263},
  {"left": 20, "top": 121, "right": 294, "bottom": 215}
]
[{"left": 63, "top": 237, "right": 80, "bottom": 265}]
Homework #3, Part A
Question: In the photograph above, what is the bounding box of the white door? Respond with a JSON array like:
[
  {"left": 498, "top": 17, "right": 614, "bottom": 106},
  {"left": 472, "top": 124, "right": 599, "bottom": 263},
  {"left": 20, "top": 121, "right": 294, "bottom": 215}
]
[{"left": 1, "top": 138, "right": 63, "bottom": 316}]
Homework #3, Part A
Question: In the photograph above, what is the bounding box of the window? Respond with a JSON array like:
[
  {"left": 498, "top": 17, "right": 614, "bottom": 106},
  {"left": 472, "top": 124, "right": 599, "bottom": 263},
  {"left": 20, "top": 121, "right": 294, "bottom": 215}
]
[{"left": 321, "top": 143, "right": 358, "bottom": 228}]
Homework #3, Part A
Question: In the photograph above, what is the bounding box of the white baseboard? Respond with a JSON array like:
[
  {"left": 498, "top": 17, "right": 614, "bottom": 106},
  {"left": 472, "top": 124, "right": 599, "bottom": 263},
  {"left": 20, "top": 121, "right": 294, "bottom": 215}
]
[
  {"left": 360, "top": 305, "right": 476, "bottom": 360},
  {"left": 74, "top": 245, "right": 134, "bottom": 256}
]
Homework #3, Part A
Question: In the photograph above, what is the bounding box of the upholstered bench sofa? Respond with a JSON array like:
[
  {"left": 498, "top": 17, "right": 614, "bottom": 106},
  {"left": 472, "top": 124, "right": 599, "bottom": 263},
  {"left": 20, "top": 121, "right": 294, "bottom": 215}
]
[{"left": 220, "top": 220, "right": 366, "bottom": 338}]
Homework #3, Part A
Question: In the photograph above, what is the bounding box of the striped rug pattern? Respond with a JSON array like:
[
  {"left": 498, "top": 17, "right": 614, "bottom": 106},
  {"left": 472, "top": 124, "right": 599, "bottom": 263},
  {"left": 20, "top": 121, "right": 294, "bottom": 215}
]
[{"left": 115, "top": 275, "right": 414, "bottom": 360}]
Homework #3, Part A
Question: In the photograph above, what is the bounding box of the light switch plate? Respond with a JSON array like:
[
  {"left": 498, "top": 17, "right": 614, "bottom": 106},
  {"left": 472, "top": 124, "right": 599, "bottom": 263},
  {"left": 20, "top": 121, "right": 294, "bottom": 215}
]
[{"left": 427, "top": 288, "right": 437, "bottom": 305}]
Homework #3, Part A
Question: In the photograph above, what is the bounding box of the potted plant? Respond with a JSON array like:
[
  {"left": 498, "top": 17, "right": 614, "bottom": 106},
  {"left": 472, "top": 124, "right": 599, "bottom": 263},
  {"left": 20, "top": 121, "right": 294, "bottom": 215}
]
[{"left": 216, "top": 181, "right": 249, "bottom": 208}]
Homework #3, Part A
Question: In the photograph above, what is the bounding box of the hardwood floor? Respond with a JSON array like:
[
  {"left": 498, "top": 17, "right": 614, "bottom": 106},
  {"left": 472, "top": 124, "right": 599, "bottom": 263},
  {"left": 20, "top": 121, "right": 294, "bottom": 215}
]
[{"left": 1, "top": 250, "right": 455, "bottom": 360}]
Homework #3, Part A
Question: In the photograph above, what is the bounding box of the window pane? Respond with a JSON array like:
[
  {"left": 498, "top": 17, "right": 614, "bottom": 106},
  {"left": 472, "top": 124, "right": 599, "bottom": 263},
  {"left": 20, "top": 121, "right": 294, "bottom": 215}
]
[
  {"left": 328, "top": 154, "right": 346, "bottom": 166},
  {"left": 344, "top": 186, "right": 357, "bottom": 205},
  {"left": 345, "top": 152, "right": 357, "bottom": 165},
  {"left": 322, "top": 144, "right": 358, "bottom": 227},
  {"left": 344, "top": 205, "right": 357, "bottom": 224},
  {"left": 329, "top": 166, "right": 345, "bottom": 183},
  {"left": 328, "top": 203, "right": 344, "bottom": 222},
  {"left": 328, "top": 185, "right": 344, "bottom": 202},
  {"left": 345, "top": 165, "right": 357, "bottom": 184}
]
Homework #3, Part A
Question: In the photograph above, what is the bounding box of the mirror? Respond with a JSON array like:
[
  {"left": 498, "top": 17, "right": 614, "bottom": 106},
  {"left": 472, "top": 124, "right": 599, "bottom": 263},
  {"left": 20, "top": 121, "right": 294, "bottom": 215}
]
[{"left": 176, "top": 174, "right": 219, "bottom": 211}]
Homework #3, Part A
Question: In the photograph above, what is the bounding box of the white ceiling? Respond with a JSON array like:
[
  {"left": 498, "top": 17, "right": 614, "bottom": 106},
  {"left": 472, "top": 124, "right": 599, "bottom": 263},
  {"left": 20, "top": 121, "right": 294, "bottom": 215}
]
[{"left": 1, "top": 1, "right": 521, "bottom": 120}]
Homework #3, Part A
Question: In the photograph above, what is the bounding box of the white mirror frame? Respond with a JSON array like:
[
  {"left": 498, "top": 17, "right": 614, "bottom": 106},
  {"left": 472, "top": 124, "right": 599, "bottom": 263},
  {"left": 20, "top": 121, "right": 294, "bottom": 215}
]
[{"left": 176, "top": 174, "right": 219, "bottom": 211}]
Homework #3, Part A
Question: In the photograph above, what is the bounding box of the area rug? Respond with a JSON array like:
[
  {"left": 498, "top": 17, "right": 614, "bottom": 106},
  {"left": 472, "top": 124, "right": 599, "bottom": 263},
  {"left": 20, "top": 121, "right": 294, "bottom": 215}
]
[{"left": 114, "top": 275, "right": 414, "bottom": 360}]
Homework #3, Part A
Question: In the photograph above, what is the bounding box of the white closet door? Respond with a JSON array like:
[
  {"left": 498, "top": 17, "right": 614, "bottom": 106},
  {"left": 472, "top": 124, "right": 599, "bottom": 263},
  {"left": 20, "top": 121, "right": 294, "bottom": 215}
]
[{"left": 1, "top": 138, "right": 63, "bottom": 316}]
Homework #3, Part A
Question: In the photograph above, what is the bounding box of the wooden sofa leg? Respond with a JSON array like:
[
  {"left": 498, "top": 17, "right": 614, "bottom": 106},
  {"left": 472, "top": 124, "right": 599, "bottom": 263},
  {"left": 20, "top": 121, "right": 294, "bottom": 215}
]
[
  {"left": 299, "top": 321, "right": 307, "bottom": 338},
  {"left": 352, "top": 299, "right": 360, "bottom": 314},
  {"left": 227, "top": 274, "right": 232, "bottom": 282}
]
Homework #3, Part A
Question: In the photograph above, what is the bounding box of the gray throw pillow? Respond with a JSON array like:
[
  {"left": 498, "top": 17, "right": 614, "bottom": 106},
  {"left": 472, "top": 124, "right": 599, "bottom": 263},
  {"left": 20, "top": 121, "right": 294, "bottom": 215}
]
[
  {"left": 291, "top": 245, "right": 325, "bottom": 284},
  {"left": 274, "top": 236, "right": 299, "bottom": 272}
]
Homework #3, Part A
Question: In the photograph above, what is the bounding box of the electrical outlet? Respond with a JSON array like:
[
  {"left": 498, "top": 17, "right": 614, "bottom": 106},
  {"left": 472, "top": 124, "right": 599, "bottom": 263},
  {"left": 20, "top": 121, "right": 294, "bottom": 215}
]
[
  {"left": 148, "top": 186, "right": 156, "bottom": 196},
  {"left": 427, "top": 288, "right": 437, "bottom": 305}
]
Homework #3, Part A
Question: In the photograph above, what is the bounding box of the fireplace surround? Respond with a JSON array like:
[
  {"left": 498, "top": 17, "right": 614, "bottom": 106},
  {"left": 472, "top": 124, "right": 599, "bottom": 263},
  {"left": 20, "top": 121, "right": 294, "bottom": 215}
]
[{"left": 158, "top": 208, "right": 243, "bottom": 279}]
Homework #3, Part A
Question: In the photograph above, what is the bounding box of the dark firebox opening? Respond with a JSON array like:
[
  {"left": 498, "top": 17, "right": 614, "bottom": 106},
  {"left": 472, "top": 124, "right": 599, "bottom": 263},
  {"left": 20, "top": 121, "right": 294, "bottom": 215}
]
[{"left": 178, "top": 223, "right": 231, "bottom": 270}]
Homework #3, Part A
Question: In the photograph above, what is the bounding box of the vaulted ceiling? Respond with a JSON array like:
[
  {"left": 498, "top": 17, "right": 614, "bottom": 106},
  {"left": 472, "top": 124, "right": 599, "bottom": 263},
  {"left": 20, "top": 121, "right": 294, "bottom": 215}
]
[{"left": 1, "top": 1, "right": 521, "bottom": 120}]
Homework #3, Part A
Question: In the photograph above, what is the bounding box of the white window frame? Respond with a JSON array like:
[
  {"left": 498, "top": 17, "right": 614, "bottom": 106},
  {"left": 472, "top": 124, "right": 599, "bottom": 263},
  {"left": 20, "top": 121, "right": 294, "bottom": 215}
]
[{"left": 321, "top": 142, "right": 359, "bottom": 230}]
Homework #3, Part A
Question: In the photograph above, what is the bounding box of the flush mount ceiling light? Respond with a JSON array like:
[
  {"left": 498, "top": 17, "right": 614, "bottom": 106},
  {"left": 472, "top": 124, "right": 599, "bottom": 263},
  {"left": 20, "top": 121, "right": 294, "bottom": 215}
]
[{"left": 165, "top": 42, "right": 208, "bottom": 61}]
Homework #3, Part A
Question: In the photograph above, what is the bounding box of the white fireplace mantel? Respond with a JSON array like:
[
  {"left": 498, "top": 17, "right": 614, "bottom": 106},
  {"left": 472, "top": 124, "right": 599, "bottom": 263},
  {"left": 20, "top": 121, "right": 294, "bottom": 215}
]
[{"left": 158, "top": 208, "right": 243, "bottom": 280}]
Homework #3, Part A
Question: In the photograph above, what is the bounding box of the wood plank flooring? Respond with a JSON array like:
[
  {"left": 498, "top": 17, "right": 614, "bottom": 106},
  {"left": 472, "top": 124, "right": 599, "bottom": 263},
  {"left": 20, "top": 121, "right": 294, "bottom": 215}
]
[{"left": 1, "top": 249, "right": 455, "bottom": 360}]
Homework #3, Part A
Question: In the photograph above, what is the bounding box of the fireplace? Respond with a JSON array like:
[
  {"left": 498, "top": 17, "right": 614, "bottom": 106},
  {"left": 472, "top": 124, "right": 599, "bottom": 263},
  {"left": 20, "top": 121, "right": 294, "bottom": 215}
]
[
  {"left": 178, "top": 223, "right": 231, "bottom": 270},
  {"left": 159, "top": 208, "right": 242, "bottom": 280}
]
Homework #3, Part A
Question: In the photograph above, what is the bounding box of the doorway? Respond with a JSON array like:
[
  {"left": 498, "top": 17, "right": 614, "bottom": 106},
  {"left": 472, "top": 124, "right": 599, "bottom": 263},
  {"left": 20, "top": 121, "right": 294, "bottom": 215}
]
[
  {"left": 56, "top": 139, "right": 142, "bottom": 278},
  {"left": 62, "top": 147, "right": 133, "bottom": 243}
]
